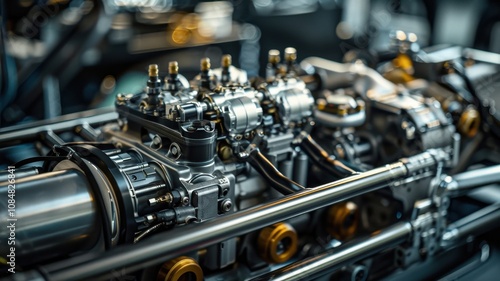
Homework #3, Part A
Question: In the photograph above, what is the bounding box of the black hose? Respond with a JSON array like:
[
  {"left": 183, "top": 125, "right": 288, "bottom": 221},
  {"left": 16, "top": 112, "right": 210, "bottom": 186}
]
[
  {"left": 293, "top": 132, "right": 359, "bottom": 178},
  {"left": 246, "top": 149, "right": 304, "bottom": 195}
]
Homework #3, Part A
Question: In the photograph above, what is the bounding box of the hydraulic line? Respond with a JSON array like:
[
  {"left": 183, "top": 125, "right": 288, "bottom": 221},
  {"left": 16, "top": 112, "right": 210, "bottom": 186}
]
[
  {"left": 245, "top": 148, "right": 304, "bottom": 194},
  {"left": 441, "top": 202, "right": 500, "bottom": 249},
  {"left": 441, "top": 165, "right": 500, "bottom": 197},
  {"left": 293, "top": 131, "right": 359, "bottom": 178}
]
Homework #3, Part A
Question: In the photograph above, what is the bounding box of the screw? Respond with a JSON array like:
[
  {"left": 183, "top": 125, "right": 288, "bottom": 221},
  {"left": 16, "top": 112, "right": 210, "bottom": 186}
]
[
  {"left": 170, "top": 143, "right": 180, "bottom": 157},
  {"left": 145, "top": 214, "right": 155, "bottom": 223},
  {"left": 221, "top": 199, "right": 233, "bottom": 213},
  {"left": 182, "top": 197, "right": 189, "bottom": 205}
]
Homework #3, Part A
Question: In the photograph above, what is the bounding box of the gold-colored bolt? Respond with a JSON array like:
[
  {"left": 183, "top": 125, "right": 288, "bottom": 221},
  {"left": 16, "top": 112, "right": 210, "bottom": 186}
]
[
  {"left": 221, "top": 54, "right": 232, "bottom": 68},
  {"left": 268, "top": 49, "right": 280, "bottom": 64},
  {"left": 337, "top": 105, "right": 348, "bottom": 116},
  {"left": 200, "top": 57, "right": 211, "bottom": 71},
  {"left": 284, "top": 47, "right": 297, "bottom": 62},
  {"left": 219, "top": 145, "right": 233, "bottom": 161},
  {"left": 317, "top": 98, "right": 327, "bottom": 111},
  {"left": 355, "top": 100, "right": 365, "bottom": 112},
  {"left": 168, "top": 61, "right": 179, "bottom": 75},
  {"left": 148, "top": 64, "right": 159, "bottom": 77}
]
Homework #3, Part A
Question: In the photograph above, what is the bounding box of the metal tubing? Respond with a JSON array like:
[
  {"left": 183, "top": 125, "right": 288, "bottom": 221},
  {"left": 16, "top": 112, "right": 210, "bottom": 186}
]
[
  {"left": 38, "top": 159, "right": 412, "bottom": 280},
  {"left": 441, "top": 203, "right": 500, "bottom": 249},
  {"left": 0, "top": 108, "right": 117, "bottom": 146},
  {"left": 442, "top": 165, "right": 500, "bottom": 197},
  {"left": 300, "top": 57, "right": 396, "bottom": 96},
  {"left": 453, "top": 165, "right": 500, "bottom": 190},
  {"left": 251, "top": 222, "right": 412, "bottom": 281}
]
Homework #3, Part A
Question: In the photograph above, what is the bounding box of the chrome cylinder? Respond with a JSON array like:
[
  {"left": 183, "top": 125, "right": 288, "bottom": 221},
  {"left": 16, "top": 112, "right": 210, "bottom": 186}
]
[{"left": 0, "top": 169, "right": 99, "bottom": 266}]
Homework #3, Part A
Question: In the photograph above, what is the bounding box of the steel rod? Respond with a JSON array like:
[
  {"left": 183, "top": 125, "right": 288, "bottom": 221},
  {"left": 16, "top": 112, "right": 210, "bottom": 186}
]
[
  {"left": 27, "top": 151, "right": 437, "bottom": 281},
  {"left": 252, "top": 222, "right": 412, "bottom": 281}
]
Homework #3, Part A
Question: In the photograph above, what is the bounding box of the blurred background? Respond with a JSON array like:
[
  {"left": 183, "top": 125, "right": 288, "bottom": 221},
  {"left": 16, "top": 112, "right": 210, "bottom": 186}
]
[{"left": 0, "top": 0, "right": 499, "bottom": 128}]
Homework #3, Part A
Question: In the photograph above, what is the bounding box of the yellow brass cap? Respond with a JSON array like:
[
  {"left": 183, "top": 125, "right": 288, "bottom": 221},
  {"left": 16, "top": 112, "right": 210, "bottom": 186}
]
[
  {"left": 258, "top": 222, "right": 298, "bottom": 264},
  {"left": 337, "top": 105, "right": 349, "bottom": 116},
  {"left": 149, "top": 64, "right": 159, "bottom": 77},
  {"left": 157, "top": 256, "right": 203, "bottom": 281},
  {"left": 327, "top": 201, "right": 359, "bottom": 240},
  {"left": 218, "top": 144, "right": 233, "bottom": 161},
  {"left": 268, "top": 49, "right": 280, "bottom": 64},
  {"left": 169, "top": 61, "right": 179, "bottom": 75},
  {"left": 221, "top": 54, "right": 232, "bottom": 68},
  {"left": 200, "top": 58, "right": 211, "bottom": 71},
  {"left": 284, "top": 47, "right": 297, "bottom": 62},
  {"left": 458, "top": 106, "right": 480, "bottom": 138}
]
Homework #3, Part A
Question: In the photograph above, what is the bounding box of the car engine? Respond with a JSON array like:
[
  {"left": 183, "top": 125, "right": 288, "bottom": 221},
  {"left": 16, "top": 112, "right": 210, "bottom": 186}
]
[{"left": 1, "top": 1, "right": 500, "bottom": 281}]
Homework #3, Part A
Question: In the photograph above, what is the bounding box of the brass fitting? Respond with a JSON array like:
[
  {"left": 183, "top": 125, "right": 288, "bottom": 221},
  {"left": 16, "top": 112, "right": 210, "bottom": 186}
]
[
  {"left": 327, "top": 201, "right": 359, "bottom": 240},
  {"left": 355, "top": 99, "right": 365, "bottom": 112},
  {"left": 268, "top": 49, "right": 280, "bottom": 65},
  {"left": 458, "top": 106, "right": 481, "bottom": 138},
  {"left": 284, "top": 47, "right": 297, "bottom": 62},
  {"left": 200, "top": 58, "right": 211, "bottom": 71},
  {"left": 149, "top": 64, "right": 159, "bottom": 77},
  {"left": 221, "top": 54, "right": 232, "bottom": 68},
  {"left": 157, "top": 256, "right": 203, "bottom": 281},
  {"left": 169, "top": 61, "right": 179, "bottom": 75},
  {"left": 258, "top": 222, "right": 298, "bottom": 264},
  {"left": 218, "top": 144, "right": 233, "bottom": 161}
]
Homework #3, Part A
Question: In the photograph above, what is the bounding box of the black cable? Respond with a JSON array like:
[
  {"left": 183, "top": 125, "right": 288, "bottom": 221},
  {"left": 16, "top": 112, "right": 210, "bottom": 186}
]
[
  {"left": 245, "top": 149, "right": 304, "bottom": 195},
  {"left": 293, "top": 132, "right": 360, "bottom": 178}
]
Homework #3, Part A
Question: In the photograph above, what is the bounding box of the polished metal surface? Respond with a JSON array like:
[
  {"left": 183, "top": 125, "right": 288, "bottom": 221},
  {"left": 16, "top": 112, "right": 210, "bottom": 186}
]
[
  {"left": 252, "top": 222, "right": 412, "bottom": 281},
  {"left": 0, "top": 169, "right": 99, "bottom": 266},
  {"left": 441, "top": 203, "right": 500, "bottom": 249},
  {"left": 36, "top": 153, "right": 428, "bottom": 281}
]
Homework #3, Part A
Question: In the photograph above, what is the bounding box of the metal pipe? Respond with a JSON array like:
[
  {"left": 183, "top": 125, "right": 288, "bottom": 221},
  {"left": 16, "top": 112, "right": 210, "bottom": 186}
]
[
  {"left": 300, "top": 57, "right": 396, "bottom": 96},
  {"left": 453, "top": 165, "right": 500, "bottom": 190},
  {"left": 30, "top": 152, "right": 436, "bottom": 281},
  {"left": 251, "top": 222, "right": 412, "bottom": 281},
  {"left": 441, "top": 203, "right": 500, "bottom": 249},
  {"left": 442, "top": 165, "right": 500, "bottom": 197}
]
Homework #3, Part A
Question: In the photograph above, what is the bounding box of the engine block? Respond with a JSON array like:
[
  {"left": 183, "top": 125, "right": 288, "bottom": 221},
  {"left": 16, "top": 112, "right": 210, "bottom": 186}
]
[{"left": 1, "top": 45, "right": 500, "bottom": 281}]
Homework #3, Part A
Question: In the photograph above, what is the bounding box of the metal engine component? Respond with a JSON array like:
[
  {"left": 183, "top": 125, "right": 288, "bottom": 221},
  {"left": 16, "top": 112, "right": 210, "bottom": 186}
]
[
  {"left": 221, "top": 95, "right": 263, "bottom": 134},
  {"left": 1, "top": 44, "right": 500, "bottom": 281}
]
